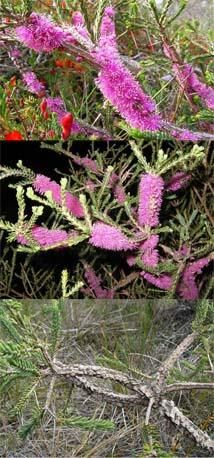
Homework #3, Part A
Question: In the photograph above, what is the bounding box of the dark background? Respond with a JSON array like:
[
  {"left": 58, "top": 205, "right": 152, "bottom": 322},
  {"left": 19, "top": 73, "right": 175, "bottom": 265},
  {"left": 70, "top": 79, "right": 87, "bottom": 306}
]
[
  {"left": 1, "top": 140, "right": 212, "bottom": 299},
  {"left": 1, "top": 140, "right": 121, "bottom": 222},
  {"left": 0, "top": 141, "right": 133, "bottom": 298}
]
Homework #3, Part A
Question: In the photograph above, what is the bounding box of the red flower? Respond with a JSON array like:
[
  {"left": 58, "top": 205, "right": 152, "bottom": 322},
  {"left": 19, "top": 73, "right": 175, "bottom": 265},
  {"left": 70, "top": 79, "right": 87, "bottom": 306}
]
[
  {"left": 43, "top": 111, "right": 49, "bottom": 120},
  {"left": 40, "top": 98, "right": 49, "bottom": 119},
  {"left": 61, "top": 113, "right": 73, "bottom": 140},
  {"left": 61, "top": 113, "right": 73, "bottom": 129},
  {"left": 4, "top": 130, "right": 23, "bottom": 140},
  {"left": 40, "top": 98, "right": 47, "bottom": 114},
  {"left": 9, "top": 76, "right": 17, "bottom": 87},
  {"left": 62, "top": 128, "right": 70, "bottom": 140}
]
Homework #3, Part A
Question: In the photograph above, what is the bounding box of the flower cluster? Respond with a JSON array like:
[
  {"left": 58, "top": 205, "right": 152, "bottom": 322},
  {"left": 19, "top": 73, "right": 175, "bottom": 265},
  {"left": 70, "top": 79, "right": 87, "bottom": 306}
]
[
  {"left": 12, "top": 8, "right": 214, "bottom": 141},
  {"left": 178, "top": 257, "right": 211, "bottom": 300},
  {"left": 17, "top": 226, "right": 70, "bottom": 247},
  {"left": 165, "top": 172, "right": 191, "bottom": 191},
  {"left": 138, "top": 174, "right": 164, "bottom": 228},
  {"left": 33, "top": 174, "right": 84, "bottom": 217},
  {"left": 141, "top": 272, "right": 173, "bottom": 290},
  {"left": 22, "top": 71, "right": 45, "bottom": 96},
  {"left": 92, "top": 7, "right": 163, "bottom": 132},
  {"left": 16, "top": 12, "right": 74, "bottom": 52},
  {"left": 89, "top": 222, "right": 137, "bottom": 251},
  {"left": 173, "top": 62, "right": 214, "bottom": 111},
  {"left": 84, "top": 264, "right": 115, "bottom": 298},
  {"left": 139, "top": 235, "right": 160, "bottom": 268}
]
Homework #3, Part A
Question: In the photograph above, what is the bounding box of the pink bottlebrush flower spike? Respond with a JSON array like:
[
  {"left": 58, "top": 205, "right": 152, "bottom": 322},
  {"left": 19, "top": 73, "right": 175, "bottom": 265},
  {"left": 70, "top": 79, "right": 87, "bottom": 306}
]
[
  {"left": 165, "top": 172, "right": 191, "bottom": 191},
  {"left": 16, "top": 12, "right": 74, "bottom": 52},
  {"left": 33, "top": 174, "right": 84, "bottom": 218},
  {"left": 173, "top": 62, "right": 214, "bottom": 111},
  {"left": 139, "top": 235, "right": 159, "bottom": 267},
  {"left": 84, "top": 264, "right": 114, "bottom": 298},
  {"left": 170, "top": 129, "right": 201, "bottom": 142},
  {"left": 72, "top": 156, "right": 98, "bottom": 173},
  {"left": 92, "top": 7, "right": 162, "bottom": 132},
  {"left": 185, "top": 64, "right": 214, "bottom": 110},
  {"left": 17, "top": 226, "right": 70, "bottom": 247},
  {"left": 126, "top": 234, "right": 159, "bottom": 268},
  {"left": 23, "top": 71, "right": 45, "bottom": 96},
  {"left": 141, "top": 272, "right": 173, "bottom": 290},
  {"left": 177, "top": 257, "right": 211, "bottom": 301},
  {"left": 138, "top": 173, "right": 164, "bottom": 228},
  {"left": 32, "top": 226, "right": 69, "bottom": 247},
  {"left": 113, "top": 183, "right": 126, "bottom": 204},
  {"left": 89, "top": 222, "right": 137, "bottom": 251},
  {"left": 72, "top": 11, "right": 91, "bottom": 41}
]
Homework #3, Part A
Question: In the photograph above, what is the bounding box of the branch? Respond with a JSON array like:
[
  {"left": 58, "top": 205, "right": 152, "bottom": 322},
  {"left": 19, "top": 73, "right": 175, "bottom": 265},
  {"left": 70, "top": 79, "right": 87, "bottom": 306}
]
[
  {"left": 50, "top": 361, "right": 154, "bottom": 400},
  {"left": 161, "top": 399, "right": 214, "bottom": 452},
  {"left": 65, "top": 375, "right": 144, "bottom": 406},
  {"left": 39, "top": 353, "right": 214, "bottom": 451},
  {"left": 155, "top": 332, "right": 197, "bottom": 389},
  {"left": 164, "top": 382, "right": 214, "bottom": 393}
]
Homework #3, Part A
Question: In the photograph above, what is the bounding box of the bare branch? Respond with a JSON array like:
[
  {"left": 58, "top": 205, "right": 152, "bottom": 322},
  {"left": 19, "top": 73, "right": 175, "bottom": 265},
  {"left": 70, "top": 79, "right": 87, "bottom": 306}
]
[
  {"left": 161, "top": 399, "right": 214, "bottom": 452},
  {"left": 155, "top": 332, "right": 198, "bottom": 389},
  {"left": 164, "top": 382, "right": 214, "bottom": 393}
]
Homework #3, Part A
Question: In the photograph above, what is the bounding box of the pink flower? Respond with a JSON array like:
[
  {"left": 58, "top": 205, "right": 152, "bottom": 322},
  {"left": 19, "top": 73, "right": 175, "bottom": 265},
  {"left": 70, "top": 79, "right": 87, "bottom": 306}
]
[
  {"left": 32, "top": 226, "right": 69, "bottom": 247},
  {"left": 89, "top": 222, "right": 137, "bottom": 251},
  {"left": 33, "top": 174, "right": 84, "bottom": 218},
  {"left": 72, "top": 156, "right": 98, "bottom": 173},
  {"left": 185, "top": 64, "right": 214, "bottom": 110},
  {"left": 17, "top": 233, "right": 29, "bottom": 244},
  {"left": 163, "top": 44, "right": 214, "bottom": 111},
  {"left": 165, "top": 172, "right": 191, "bottom": 191},
  {"left": 10, "top": 47, "right": 22, "bottom": 58},
  {"left": 23, "top": 71, "right": 45, "bottom": 95},
  {"left": 91, "top": 8, "right": 162, "bottom": 132},
  {"left": 46, "top": 97, "right": 66, "bottom": 121},
  {"left": 108, "top": 172, "right": 126, "bottom": 204},
  {"left": 84, "top": 264, "right": 114, "bottom": 298},
  {"left": 139, "top": 235, "right": 159, "bottom": 267},
  {"left": 126, "top": 255, "right": 136, "bottom": 267},
  {"left": 173, "top": 63, "right": 214, "bottom": 111},
  {"left": 98, "top": 6, "right": 117, "bottom": 48},
  {"left": 85, "top": 179, "right": 96, "bottom": 192},
  {"left": 17, "top": 226, "right": 69, "bottom": 247},
  {"left": 176, "top": 244, "right": 189, "bottom": 258},
  {"left": 177, "top": 257, "right": 210, "bottom": 301},
  {"left": 171, "top": 129, "right": 201, "bottom": 141},
  {"left": 127, "top": 234, "right": 159, "bottom": 268},
  {"left": 138, "top": 174, "right": 164, "bottom": 228},
  {"left": 16, "top": 12, "right": 74, "bottom": 52},
  {"left": 113, "top": 183, "right": 126, "bottom": 204},
  {"left": 141, "top": 272, "right": 173, "bottom": 290},
  {"left": 72, "top": 11, "right": 90, "bottom": 41}
]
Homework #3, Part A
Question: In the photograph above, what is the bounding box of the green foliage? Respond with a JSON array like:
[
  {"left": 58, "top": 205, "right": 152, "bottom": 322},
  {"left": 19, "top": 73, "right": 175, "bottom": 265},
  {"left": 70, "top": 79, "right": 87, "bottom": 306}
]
[
  {"left": 0, "top": 299, "right": 213, "bottom": 455},
  {"left": 0, "top": 0, "right": 213, "bottom": 139},
  {"left": 18, "top": 409, "right": 44, "bottom": 440},
  {"left": 0, "top": 140, "right": 213, "bottom": 299},
  {"left": 0, "top": 300, "right": 118, "bottom": 440},
  {"left": 58, "top": 415, "right": 115, "bottom": 431},
  {"left": 141, "top": 423, "right": 175, "bottom": 457}
]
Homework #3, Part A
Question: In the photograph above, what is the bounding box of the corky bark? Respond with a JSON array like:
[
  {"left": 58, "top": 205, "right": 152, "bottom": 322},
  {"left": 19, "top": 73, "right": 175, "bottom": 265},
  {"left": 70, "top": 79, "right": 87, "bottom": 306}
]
[{"left": 40, "top": 333, "right": 214, "bottom": 452}]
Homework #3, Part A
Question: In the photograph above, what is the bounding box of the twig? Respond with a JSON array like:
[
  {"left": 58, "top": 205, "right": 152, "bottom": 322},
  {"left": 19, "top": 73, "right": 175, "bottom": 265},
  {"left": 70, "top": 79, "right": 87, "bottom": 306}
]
[
  {"left": 155, "top": 332, "right": 197, "bottom": 389},
  {"left": 145, "top": 397, "right": 155, "bottom": 425},
  {"left": 164, "top": 382, "right": 214, "bottom": 393}
]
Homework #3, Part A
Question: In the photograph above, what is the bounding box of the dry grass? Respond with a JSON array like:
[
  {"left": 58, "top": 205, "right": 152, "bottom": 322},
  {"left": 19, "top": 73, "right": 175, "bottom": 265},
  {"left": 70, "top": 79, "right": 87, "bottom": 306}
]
[{"left": 0, "top": 300, "right": 213, "bottom": 457}]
